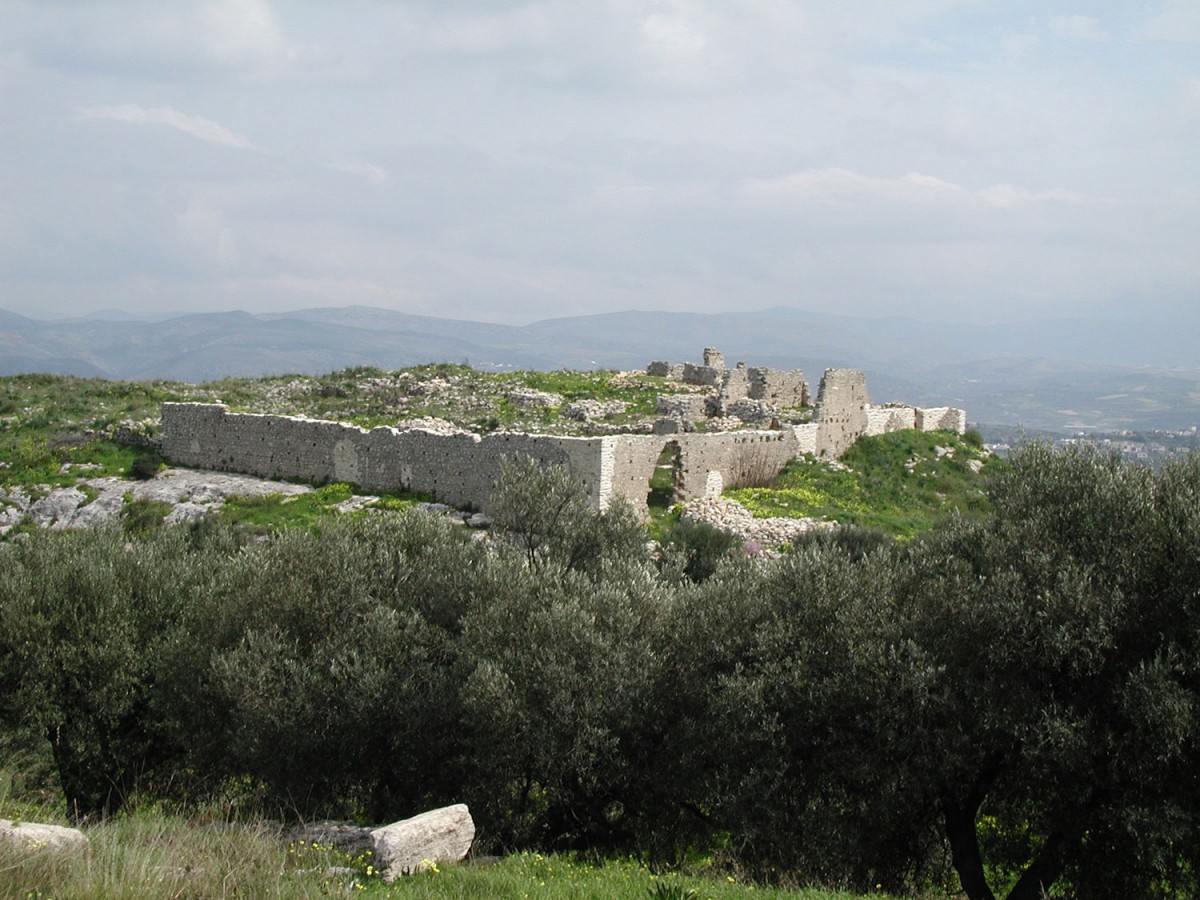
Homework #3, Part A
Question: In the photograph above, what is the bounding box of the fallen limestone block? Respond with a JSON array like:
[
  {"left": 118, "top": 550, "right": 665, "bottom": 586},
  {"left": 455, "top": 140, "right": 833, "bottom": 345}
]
[
  {"left": 369, "top": 804, "right": 475, "bottom": 881},
  {"left": 0, "top": 818, "right": 89, "bottom": 852}
]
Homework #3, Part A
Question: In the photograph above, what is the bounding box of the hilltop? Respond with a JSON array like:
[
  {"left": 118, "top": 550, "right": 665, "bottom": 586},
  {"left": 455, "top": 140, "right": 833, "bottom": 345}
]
[
  {"left": 0, "top": 366, "right": 991, "bottom": 542},
  {"left": 3, "top": 304, "right": 1198, "bottom": 432}
]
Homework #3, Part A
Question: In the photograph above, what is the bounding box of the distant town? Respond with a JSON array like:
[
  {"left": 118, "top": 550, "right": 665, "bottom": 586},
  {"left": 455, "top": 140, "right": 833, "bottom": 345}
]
[{"left": 984, "top": 424, "right": 1200, "bottom": 468}]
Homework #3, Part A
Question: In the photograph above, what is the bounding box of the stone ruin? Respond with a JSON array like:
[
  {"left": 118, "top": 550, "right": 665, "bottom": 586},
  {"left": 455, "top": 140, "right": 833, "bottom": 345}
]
[
  {"left": 158, "top": 349, "right": 965, "bottom": 518},
  {"left": 648, "top": 346, "right": 809, "bottom": 430}
]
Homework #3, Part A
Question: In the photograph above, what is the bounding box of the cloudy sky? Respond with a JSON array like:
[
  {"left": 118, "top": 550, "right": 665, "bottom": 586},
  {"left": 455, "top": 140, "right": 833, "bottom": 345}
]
[{"left": 2, "top": 1, "right": 1198, "bottom": 325}]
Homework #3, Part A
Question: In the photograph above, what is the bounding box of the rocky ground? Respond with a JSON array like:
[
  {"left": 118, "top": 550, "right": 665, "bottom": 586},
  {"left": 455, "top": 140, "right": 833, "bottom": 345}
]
[
  {"left": 0, "top": 467, "right": 496, "bottom": 539},
  {"left": 680, "top": 496, "right": 833, "bottom": 549},
  {"left": 0, "top": 468, "right": 313, "bottom": 535}
]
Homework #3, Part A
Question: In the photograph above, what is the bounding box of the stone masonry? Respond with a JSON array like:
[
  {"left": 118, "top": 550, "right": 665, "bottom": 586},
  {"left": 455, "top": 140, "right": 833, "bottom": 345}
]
[{"left": 159, "top": 351, "right": 965, "bottom": 518}]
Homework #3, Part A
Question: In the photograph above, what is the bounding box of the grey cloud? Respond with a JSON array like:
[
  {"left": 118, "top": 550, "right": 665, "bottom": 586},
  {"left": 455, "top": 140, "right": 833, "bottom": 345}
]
[{"left": 0, "top": 0, "right": 1195, "bottom": 327}]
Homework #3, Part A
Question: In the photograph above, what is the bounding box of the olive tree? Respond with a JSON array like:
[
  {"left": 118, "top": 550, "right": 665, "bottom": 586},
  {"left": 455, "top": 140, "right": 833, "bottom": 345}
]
[
  {"left": 898, "top": 443, "right": 1199, "bottom": 900},
  {"left": 0, "top": 527, "right": 219, "bottom": 819}
]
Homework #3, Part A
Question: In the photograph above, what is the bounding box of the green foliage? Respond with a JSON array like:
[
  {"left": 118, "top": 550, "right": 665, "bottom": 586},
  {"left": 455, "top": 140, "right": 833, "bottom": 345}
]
[
  {"left": 658, "top": 517, "right": 741, "bottom": 583},
  {"left": 128, "top": 450, "right": 163, "bottom": 480},
  {"left": 2, "top": 438, "right": 1198, "bottom": 900},
  {"left": 0, "top": 528, "right": 217, "bottom": 819},
  {"left": 121, "top": 498, "right": 172, "bottom": 533},
  {"left": 0, "top": 827, "right": 886, "bottom": 900},
  {"left": 488, "top": 455, "right": 646, "bottom": 575},
  {"left": 893, "top": 443, "right": 1200, "bottom": 899},
  {"left": 727, "top": 430, "right": 997, "bottom": 538}
]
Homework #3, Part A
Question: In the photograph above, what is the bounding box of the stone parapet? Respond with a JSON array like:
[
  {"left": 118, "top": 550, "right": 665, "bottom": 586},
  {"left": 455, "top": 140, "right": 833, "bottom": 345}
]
[{"left": 916, "top": 407, "right": 967, "bottom": 433}]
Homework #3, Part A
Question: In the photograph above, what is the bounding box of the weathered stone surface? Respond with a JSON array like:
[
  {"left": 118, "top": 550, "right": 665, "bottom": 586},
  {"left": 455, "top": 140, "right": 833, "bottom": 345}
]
[
  {"left": 68, "top": 487, "right": 128, "bottom": 528},
  {"left": 563, "top": 399, "right": 627, "bottom": 421},
  {"left": 29, "top": 486, "right": 88, "bottom": 527},
  {"left": 0, "top": 818, "right": 89, "bottom": 853},
  {"left": 726, "top": 398, "right": 777, "bottom": 424},
  {"left": 507, "top": 388, "right": 562, "bottom": 408},
  {"left": 369, "top": 804, "right": 475, "bottom": 881},
  {"left": 656, "top": 394, "right": 707, "bottom": 420},
  {"left": 396, "top": 417, "right": 468, "bottom": 436},
  {"left": 681, "top": 497, "right": 832, "bottom": 549},
  {"left": 130, "top": 471, "right": 310, "bottom": 506}
]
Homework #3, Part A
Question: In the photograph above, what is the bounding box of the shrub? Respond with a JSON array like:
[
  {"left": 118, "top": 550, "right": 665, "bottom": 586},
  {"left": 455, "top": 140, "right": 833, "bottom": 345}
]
[
  {"left": 658, "top": 517, "right": 740, "bottom": 583},
  {"left": 0, "top": 527, "right": 220, "bottom": 819},
  {"left": 129, "top": 450, "right": 163, "bottom": 480}
]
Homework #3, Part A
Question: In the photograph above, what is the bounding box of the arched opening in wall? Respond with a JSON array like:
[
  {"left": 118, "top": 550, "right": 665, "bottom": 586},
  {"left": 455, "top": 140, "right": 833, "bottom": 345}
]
[{"left": 647, "top": 441, "right": 683, "bottom": 513}]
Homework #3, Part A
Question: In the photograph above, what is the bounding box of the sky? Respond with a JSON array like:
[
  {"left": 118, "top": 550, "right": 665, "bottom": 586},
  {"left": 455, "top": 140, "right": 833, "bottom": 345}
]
[{"left": 1, "top": 1, "right": 1198, "bottom": 326}]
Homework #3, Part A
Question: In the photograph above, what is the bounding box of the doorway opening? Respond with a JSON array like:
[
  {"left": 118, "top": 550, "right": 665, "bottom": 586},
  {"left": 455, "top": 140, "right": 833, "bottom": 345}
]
[{"left": 647, "top": 441, "right": 683, "bottom": 513}]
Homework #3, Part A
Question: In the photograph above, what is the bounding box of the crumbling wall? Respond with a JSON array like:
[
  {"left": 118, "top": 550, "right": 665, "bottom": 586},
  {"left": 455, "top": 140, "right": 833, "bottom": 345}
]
[
  {"left": 916, "top": 407, "right": 967, "bottom": 433},
  {"left": 160, "top": 403, "right": 610, "bottom": 512},
  {"left": 866, "top": 405, "right": 917, "bottom": 436},
  {"left": 748, "top": 367, "right": 808, "bottom": 407},
  {"left": 656, "top": 394, "right": 709, "bottom": 421},
  {"left": 646, "top": 361, "right": 683, "bottom": 379},
  {"left": 681, "top": 363, "right": 723, "bottom": 388},
  {"left": 813, "top": 369, "right": 869, "bottom": 457},
  {"left": 718, "top": 365, "right": 749, "bottom": 404}
]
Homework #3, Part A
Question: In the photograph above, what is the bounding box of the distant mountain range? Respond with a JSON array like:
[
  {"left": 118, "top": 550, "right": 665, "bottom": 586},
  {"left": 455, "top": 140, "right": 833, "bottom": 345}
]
[{"left": 2, "top": 304, "right": 1197, "bottom": 433}]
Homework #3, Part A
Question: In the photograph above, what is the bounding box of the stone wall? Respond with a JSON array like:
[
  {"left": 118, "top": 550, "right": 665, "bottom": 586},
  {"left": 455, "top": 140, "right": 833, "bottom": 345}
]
[
  {"left": 813, "top": 368, "right": 870, "bottom": 457},
  {"left": 646, "top": 361, "right": 683, "bottom": 379},
  {"left": 162, "top": 404, "right": 801, "bottom": 517},
  {"left": 160, "top": 363, "right": 967, "bottom": 518},
  {"left": 748, "top": 367, "right": 808, "bottom": 407},
  {"left": 681, "top": 363, "right": 723, "bottom": 388},
  {"left": 866, "top": 405, "right": 917, "bottom": 437},
  {"left": 916, "top": 407, "right": 968, "bottom": 433},
  {"left": 160, "top": 403, "right": 610, "bottom": 512},
  {"left": 656, "top": 394, "right": 709, "bottom": 420}
]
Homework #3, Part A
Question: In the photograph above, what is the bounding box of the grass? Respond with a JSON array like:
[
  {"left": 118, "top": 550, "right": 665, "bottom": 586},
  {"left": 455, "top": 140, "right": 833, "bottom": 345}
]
[
  {"left": 375, "top": 852, "right": 893, "bottom": 899},
  {"left": 726, "top": 429, "right": 1000, "bottom": 539},
  {"left": 218, "top": 483, "right": 426, "bottom": 533},
  {"left": 0, "top": 812, "right": 377, "bottom": 899},
  {"left": 0, "top": 818, "right": 897, "bottom": 900},
  {"left": 0, "top": 761, "right": 899, "bottom": 900}
]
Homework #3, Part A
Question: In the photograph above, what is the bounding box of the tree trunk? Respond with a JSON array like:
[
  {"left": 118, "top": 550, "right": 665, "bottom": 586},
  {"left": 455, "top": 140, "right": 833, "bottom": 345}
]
[
  {"left": 1005, "top": 827, "right": 1069, "bottom": 900},
  {"left": 942, "top": 795, "right": 997, "bottom": 900}
]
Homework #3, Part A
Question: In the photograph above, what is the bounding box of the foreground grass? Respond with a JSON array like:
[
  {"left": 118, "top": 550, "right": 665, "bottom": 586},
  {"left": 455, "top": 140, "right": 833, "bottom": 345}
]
[
  {"left": 380, "top": 853, "right": 893, "bottom": 899},
  {"left": 0, "top": 815, "right": 896, "bottom": 900},
  {"left": 0, "top": 815, "right": 367, "bottom": 899}
]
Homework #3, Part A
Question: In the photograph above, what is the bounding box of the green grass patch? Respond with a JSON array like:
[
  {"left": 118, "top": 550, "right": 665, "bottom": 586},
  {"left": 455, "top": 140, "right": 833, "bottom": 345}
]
[
  {"left": 217, "top": 484, "right": 424, "bottom": 532},
  {"left": 121, "top": 498, "right": 173, "bottom": 534},
  {"left": 218, "top": 483, "right": 355, "bottom": 532},
  {"left": 368, "top": 852, "right": 890, "bottom": 899},
  {"left": 727, "top": 430, "right": 1001, "bottom": 539},
  {"left": 370, "top": 493, "right": 425, "bottom": 512}
]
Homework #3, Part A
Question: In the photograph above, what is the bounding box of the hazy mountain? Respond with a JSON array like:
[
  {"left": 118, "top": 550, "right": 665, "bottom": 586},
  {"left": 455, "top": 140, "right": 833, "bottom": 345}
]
[{"left": 2, "top": 305, "right": 1197, "bottom": 432}]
